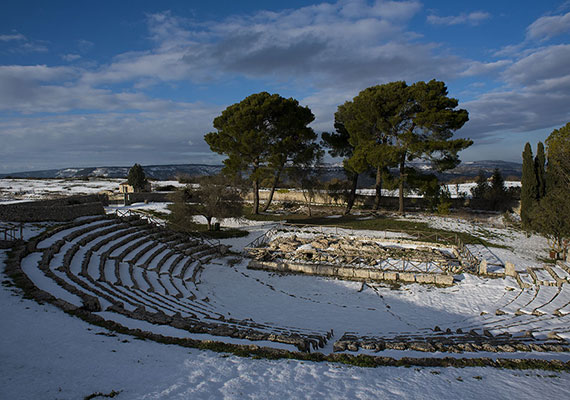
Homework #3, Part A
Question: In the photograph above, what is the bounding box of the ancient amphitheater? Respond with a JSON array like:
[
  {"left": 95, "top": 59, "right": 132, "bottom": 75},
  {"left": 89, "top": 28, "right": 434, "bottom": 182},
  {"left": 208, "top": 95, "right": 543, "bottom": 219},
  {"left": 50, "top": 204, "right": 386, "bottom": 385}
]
[{"left": 6, "top": 212, "right": 570, "bottom": 362}]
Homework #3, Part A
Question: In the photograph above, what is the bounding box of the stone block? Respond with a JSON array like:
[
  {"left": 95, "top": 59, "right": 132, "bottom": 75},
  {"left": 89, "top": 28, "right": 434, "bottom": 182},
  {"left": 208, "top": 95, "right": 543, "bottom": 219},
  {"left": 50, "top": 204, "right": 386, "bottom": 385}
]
[
  {"left": 300, "top": 264, "right": 319, "bottom": 275},
  {"left": 505, "top": 262, "right": 516, "bottom": 277},
  {"left": 416, "top": 274, "right": 435, "bottom": 284},
  {"left": 318, "top": 265, "right": 336, "bottom": 276},
  {"left": 435, "top": 274, "right": 454, "bottom": 286},
  {"left": 384, "top": 271, "right": 398, "bottom": 281},
  {"left": 479, "top": 259, "right": 487, "bottom": 275},
  {"left": 368, "top": 270, "right": 384, "bottom": 281},
  {"left": 337, "top": 267, "right": 354, "bottom": 278},
  {"left": 353, "top": 268, "right": 370, "bottom": 280},
  {"left": 399, "top": 272, "right": 416, "bottom": 282}
]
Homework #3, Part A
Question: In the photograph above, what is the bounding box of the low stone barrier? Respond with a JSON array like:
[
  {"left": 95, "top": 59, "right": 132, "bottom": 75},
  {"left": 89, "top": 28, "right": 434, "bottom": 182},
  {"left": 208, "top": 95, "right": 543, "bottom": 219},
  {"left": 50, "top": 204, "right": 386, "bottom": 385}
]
[
  {"left": 0, "top": 195, "right": 107, "bottom": 222},
  {"left": 248, "top": 260, "right": 455, "bottom": 286}
]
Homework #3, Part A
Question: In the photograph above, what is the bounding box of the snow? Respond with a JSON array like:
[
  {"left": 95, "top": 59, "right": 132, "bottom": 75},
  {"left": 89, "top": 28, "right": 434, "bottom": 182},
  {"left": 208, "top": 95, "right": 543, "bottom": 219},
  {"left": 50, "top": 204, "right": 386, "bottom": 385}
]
[
  {"left": 2, "top": 179, "right": 570, "bottom": 398},
  {"left": 356, "top": 182, "right": 521, "bottom": 199},
  {"left": 20, "top": 252, "right": 83, "bottom": 307},
  {"left": 0, "top": 178, "right": 123, "bottom": 200},
  {"left": 107, "top": 202, "right": 173, "bottom": 215},
  {"left": 1, "top": 260, "right": 569, "bottom": 400}
]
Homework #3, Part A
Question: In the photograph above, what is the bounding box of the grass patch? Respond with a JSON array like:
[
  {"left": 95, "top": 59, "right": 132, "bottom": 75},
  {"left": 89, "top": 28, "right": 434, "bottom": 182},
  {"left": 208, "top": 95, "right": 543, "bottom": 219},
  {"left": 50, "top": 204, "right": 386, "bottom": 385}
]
[
  {"left": 192, "top": 225, "right": 250, "bottom": 239},
  {"left": 267, "top": 213, "right": 507, "bottom": 248}
]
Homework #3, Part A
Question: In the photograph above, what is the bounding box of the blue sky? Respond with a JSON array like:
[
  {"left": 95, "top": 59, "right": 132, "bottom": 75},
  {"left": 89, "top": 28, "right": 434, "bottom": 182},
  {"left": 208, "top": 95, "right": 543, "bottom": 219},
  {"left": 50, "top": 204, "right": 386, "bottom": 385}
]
[{"left": 1, "top": 0, "right": 569, "bottom": 173}]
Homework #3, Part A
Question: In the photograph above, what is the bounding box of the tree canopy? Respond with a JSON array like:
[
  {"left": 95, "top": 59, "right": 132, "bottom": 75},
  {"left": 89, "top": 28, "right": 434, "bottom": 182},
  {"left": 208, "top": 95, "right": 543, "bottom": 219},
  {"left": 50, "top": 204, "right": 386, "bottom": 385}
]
[
  {"left": 169, "top": 174, "right": 242, "bottom": 231},
  {"left": 336, "top": 80, "right": 471, "bottom": 214},
  {"left": 127, "top": 163, "right": 147, "bottom": 192},
  {"left": 204, "top": 92, "right": 320, "bottom": 214},
  {"left": 527, "top": 122, "right": 570, "bottom": 257},
  {"left": 545, "top": 122, "right": 570, "bottom": 190},
  {"left": 521, "top": 142, "right": 537, "bottom": 228},
  {"left": 321, "top": 117, "right": 366, "bottom": 214}
]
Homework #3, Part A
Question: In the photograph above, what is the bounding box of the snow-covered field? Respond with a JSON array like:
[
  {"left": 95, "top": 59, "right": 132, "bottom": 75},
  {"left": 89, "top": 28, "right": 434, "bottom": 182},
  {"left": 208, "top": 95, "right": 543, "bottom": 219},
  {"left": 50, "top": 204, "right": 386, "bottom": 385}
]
[
  {"left": 1, "top": 179, "right": 569, "bottom": 399},
  {"left": 0, "top": 177, "right": 520, "bottom": 202},
  {"left": 356, "top": 181, "right": 521, "bottom": 198},
  {"left": 0, "top": 178, "right": 185, "bottom": 202},
  {"left": 2, "top": 249, "right": 569, "bottom": 399}
]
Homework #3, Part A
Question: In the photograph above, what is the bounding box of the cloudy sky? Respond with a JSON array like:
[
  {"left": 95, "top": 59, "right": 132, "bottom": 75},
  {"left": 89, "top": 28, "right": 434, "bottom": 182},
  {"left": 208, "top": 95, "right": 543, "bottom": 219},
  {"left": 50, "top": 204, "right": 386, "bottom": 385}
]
[{"left": 1, "top": 0, "right": 569, "bottom": 173}]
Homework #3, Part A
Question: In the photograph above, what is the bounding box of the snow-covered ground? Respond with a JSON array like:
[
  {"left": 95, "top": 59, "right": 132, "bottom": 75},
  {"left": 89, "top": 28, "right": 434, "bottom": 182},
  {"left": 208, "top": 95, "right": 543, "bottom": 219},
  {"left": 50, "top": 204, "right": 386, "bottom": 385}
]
[
  {"left": 1, "top": 179, "right": 569, "bottom": 398},
  {"left": 0, "top": 178, "right": 185, "bottom": 201},
  {"left": 0, "top": 178, "right": 123, "bottom": 200},
  {"left": 356, "top": 181, "right": 521, "bottom": 198},
  {"left": 1, "top": 250, "right": 569, "bottom": 399}
]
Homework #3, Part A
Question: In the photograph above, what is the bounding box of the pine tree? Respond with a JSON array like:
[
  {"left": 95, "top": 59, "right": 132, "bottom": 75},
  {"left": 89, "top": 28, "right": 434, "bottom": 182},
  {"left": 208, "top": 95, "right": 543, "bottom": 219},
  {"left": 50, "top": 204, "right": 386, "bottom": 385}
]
[
  {"left": 535, "top": 141, "right": 546, "bottom": 199},
  {"left": 470, "top": 170, "right": 488, "bottom": 200},
  {"left": 521, "top": 143, "right": 537, "bottom": 228},
  {"left": 204, "top": 92, "right": 320, "bottom": 215},
  {"left": 488, "top": 168, "right": 508, "bottom": 210},
  {"left": 127, "top": 163, "right": 148, "bottom": 192}
]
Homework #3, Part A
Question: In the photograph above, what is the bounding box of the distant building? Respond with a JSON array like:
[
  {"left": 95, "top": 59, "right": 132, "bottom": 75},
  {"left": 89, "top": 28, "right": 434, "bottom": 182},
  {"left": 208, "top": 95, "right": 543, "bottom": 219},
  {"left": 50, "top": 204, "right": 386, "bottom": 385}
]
[{"left": 119, "top": 181, "right": 151, "bottom": 193}]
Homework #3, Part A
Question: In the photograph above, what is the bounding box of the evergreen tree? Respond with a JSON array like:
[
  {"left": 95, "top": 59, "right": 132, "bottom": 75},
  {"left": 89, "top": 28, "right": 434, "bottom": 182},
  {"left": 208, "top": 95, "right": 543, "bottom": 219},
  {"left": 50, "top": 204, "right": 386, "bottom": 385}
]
[
  {"left": 470, "top": 170, "right": 489, "bottom": 200},
  {"left": 127, "top": 163, "right": 148, "bottom": 192},
  {"left": 321, "top": 110, "right": 369, "bottom": 214},
  {"left": 531, "top": 188, "right": 570, "bottom": 259},
  {"left": 545, "top": 122, "right": 570, "bottom": 191},
  {"left": 204, "top": 92, "right": 319, "bottom": 214},
  {"left": 340, "top": 80, "right": 471, "bottom": 214},
  {"left": 488, "top": 168, "right": 508, "bottom": 210},
  {"left": 535, "top": 141, "right": 546, "bottom": 199},
  {"left": 521, "top": 143, "right": 537, "bottom": 228},
  {"left": 530, "top": 123, "right": 570, "bottom": 259},
  {"left": 261, "top": 98, "right": 321, "bottom": 211}
]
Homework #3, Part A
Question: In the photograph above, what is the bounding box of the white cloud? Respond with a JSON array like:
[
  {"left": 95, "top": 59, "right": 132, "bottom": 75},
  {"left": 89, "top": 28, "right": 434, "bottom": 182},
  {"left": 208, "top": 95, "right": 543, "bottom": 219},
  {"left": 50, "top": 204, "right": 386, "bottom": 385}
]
[
  {"left": 61, "top": 54, "right": 81, "bottom": 62},
  {"left": 2, "top": 1, "right": 568, "bottom": 170},
  {"left": 0, "top": 104, "right": 224, "bottom": 172},
  {"left": 527, "top": 11, "right": 570, "bottom": 40},
  {"left": 459, "top": 45, "right": 570, "bottom": 140},
  {"left": 0, "top": 33, "right": 26, "bottom": 41},
  {"left": 79, "top": 1, "right": 459, "bottom": 92},
  {"left": 0, "top": 65, "right": 183, "bottom": 113},
  {"left": 502, "top": 44, "right": 570, "bottom": 86},
  {"left": 427, "top": 11, "right": 491, "bottom": 26},
  {"left": 0, "top": 31, "right": 49, "bottom": 53},
  {"left": 460, "top": 60, "right": 512, "bottom": 77}
]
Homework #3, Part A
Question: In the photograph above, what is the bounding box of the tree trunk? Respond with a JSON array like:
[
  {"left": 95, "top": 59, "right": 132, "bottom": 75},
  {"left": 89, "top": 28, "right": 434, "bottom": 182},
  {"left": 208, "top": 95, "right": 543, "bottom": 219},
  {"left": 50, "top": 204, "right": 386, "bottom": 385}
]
[
  {"left": 206, "top": 216, "right": 212, "bottom": 231},
  {"left": 252, "top": 178, "right": 260, "bottom": 214},
  {"left": 262, "top": 168, "right": 282, "bottom": 212},
  {"left": 399, "top": 154, "right": 406, "bottom": 215},
  {"left": 373, "top": 165, "right": 383, "bottom": 210},
  {"left": 344, "top": 172, "right": 359, "bottom": 215}
]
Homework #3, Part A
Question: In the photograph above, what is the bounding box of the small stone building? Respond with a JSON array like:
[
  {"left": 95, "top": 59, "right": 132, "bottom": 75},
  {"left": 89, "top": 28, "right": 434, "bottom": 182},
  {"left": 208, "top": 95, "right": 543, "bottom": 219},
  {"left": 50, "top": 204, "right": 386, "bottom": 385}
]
[{"left": 119, "top": 181, "right": 151, "bottom": 193}]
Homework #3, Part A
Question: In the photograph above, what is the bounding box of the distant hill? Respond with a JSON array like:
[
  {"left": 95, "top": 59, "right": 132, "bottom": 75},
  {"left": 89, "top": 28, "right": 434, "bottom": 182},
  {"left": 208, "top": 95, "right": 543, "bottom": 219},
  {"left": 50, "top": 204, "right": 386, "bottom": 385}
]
[
  {"left": 0, "top": 164, "right": 223, "bottom": 180},
  {"left": 0, "top": 160, "right": 521, "bottom": 184}
]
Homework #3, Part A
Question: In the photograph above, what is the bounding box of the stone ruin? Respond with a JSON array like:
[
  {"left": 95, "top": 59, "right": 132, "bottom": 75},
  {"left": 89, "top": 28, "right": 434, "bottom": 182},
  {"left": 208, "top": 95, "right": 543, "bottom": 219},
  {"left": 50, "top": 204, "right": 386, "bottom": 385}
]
[
  {"left": 5, "top": 213, "right": 569, "bottom": 361},
  {"left": 247, "top": 233, "right": 462, "bottom": 286}
]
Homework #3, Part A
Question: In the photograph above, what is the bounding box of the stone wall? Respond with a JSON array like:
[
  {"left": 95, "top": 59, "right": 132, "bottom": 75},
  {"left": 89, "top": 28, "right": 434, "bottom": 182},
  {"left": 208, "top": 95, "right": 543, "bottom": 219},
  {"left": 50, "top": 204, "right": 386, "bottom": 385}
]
[
  {"left": 0, "top": 194, "right": 107, "bottom": 222},
  {"left": 249, "top": 260, "right": 454, "bottom": 286},
  {"left": 125, "top": 192, "right": 171, "bottom": 204},
  {"left": 245, "top": 190, "right": 466, "bottom": 210}
]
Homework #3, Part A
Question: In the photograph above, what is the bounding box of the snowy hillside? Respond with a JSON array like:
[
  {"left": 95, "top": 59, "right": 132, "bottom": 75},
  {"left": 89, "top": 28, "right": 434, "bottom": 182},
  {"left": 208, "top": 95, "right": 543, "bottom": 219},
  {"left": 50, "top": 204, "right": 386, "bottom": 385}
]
[{"left": 0, "top": 160, "right": 521, "bottom": 182}]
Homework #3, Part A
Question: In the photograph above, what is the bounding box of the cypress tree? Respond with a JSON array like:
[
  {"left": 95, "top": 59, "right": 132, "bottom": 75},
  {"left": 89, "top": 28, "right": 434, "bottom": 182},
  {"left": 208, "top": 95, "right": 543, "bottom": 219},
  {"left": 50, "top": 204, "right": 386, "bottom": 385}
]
[
  {"left": 535, "top": 141, "right": 546, "bottom": 199},
  {"left": 521, "top": 142, "right": 537, "bottom": 228},
  {"left": 127, "top": 163, "right": 147, "bottom": 192}
]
